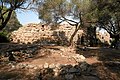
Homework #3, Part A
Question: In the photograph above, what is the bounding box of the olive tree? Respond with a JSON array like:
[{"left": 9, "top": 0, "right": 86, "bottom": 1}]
[{"left": 36, "top": 0, "right": 92, "bottom": 46}]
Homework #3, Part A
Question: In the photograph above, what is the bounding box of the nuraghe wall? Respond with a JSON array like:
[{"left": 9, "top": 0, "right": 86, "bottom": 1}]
[{"left": 10, "top": 23, "right": 84, "bottom": 44}]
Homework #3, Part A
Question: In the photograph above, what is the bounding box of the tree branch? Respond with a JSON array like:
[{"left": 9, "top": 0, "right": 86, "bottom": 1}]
[
  {"left": 18, "top": 1, "right": 35, "bottom": 10},
  {"left": 62, "top": 16, "right": 78, "bottom": 24},
  {"left": 109, "top": 20, "right": 116, "bottom": 34}
]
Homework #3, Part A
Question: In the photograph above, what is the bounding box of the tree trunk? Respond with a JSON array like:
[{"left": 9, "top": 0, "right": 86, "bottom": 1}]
[
  {"left": 0, "top": 10, "right": 13, "bottom": 30},
  {"left": 68, "top": 23, "right": 81, "bottom": 46},
  {"left": 109, "top": 33, "right": 119, "bottom": 49}
]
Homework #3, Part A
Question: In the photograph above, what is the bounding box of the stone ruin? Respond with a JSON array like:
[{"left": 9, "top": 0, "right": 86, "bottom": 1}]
[
  {"left": 10, "top": 22, "right": 84, "bottom": 45},
  {"left": 96, "top": 31, "right": 111, "bottom": 45},
  {"left": 10, "top": 23, "right": 54, "bottom": 44},
  {"left": 8, "top": 61, "right": 100, "bottom": 80}
]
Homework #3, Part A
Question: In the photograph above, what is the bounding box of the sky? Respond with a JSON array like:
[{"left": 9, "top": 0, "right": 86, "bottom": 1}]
[
  {"left": 16, "top": 10, "right": 107, "bottom": 34},
  {"left": 16, "top": 10, "right": 40, "bottom": 25}
]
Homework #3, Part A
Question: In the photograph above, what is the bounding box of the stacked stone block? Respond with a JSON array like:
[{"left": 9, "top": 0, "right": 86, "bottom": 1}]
[{"left": 10, "top": 22, "right": 83, "bottom": 44}]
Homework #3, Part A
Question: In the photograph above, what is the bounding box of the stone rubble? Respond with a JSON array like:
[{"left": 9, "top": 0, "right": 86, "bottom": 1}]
[
  {"left": 9, "top": 61, "right": 99, "bottom": 80},
  {"left": 10, "top": 23, "right": 83, "bottom": 44},
  {"left": 96, "top": 31, "right": 111, "bottom": 45},
  {"left": 0, "top": 44, "right": 100, "bottom": 80}
]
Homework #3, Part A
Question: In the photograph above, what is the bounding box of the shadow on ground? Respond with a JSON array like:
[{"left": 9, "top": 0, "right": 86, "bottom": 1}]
[{"left": 76, "top": 47, "right": 120, "bottom": 80}]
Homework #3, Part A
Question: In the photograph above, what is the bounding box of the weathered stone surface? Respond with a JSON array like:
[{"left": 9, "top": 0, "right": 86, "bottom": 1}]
[
  {"left": 7, "top": 61, "right": 100, "bottom": 80},
  {"left": 82, "top": 76, "right": 100, "bottom": 80},
  {"left": 38, "top": 65, "right": 43, "bottom": 69},
  {"left": 80, "top": 62, "right": 89, "bottom": 71},
  {"left": 68, "top": 67, "right": 78, "bottom": 73},
  {"left": 44, "top": 63, "right": 49, "bottom": 68},
  {"left": 53, "top": 68, "right": 59, "bottom": 76},
  {"left": 49, "top": 63, "right": 55, "bottom": 69},
  {"left": 10, "top": 23, "right": 83, "bottom": 44},
  {"left": 96, "top": 31, "right": 110, "bottom": 45},
  {"left": 65, "top": 74, "right": 74, "bottom": 80}
]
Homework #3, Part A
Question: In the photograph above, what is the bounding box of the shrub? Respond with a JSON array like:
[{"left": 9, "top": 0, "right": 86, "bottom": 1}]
[{"left": 0, "top": 31, "right": 10, "bottom": 43}]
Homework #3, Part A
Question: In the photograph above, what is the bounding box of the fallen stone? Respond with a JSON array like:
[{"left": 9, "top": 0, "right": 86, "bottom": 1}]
[
  {"left": 49, "top": 63, "right": 55, "bottom": 69},
  {"left": 65, "top": 74, "right": 74, "bottom": 80},
  {"left": 53, "top": 68, "right": 59, "bottom": 76},
  {"left": 44, "top": 63, "right": 49, "bottom": 68},
  {"left": 34, "top": 66, "right": 38, "bottom": 70},
  {"left": 79, "top": 55, "right": 86, "bottom": 60},
  {"left": 27, "top": 64, "right": 34, "bottom": 69},
  {"left": 68, "top": 67, "right": 77, "bottom": 73},
  {"left": 80, "top": 62, "right": 90, "bottom": 72},
  {"left": 55, "top": 63, "right": 60, "bottom": 69},
  {"left": 38, "top": 65, "right": 43, "bottom": 69},
  {"left": 82, "top": 75, "right": 100, "bottom": 80}
]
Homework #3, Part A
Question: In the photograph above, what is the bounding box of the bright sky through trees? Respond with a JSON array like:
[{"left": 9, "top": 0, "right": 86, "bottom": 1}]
[{"left": 16, "top": 10, "right": 40, "bottom": 25}]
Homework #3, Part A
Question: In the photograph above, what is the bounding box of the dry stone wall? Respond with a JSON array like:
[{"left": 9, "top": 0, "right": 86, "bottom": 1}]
[
  {"left": 8, "top": 61, "right": 100, "bottom": 80},
  {"left": 58, "top": 23, "right": 84, "bottom": 42},
  {"left": 10, "top": 23, "right": 54, "bottom": 44},
  {"left": 10, "top": 23, "right": 84, "bottom": 44}
]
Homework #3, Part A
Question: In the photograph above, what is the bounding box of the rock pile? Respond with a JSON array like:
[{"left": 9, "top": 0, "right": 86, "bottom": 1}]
[
  {"left": 96, "top": 31, "right": 111, "bottom": 45},
  {"left": 59, "top": 23, "right": 84, "bottom": 43},
  {"left": 10, "top": 23, "right": 83, "bottom": 44},
  {"left": 10, "top": 23, "right": 55, "bottom": 44},
  {"left": 9, "top": 62, "right": 99, "bottom": 80}
]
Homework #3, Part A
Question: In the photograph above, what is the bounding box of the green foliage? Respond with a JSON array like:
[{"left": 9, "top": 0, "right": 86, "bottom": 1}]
[
  {"left": 36, "top": 0, "right": 120, "bottom": 46},
  {"left": 37, "top": 0, "right": 67, "bottom": 24},
  {"left": 0, "top": 0, "right": 34, "bottom": 30},
  {"left": 0, "top": 31, "right": 8, "bottom": 36},
  {"left": 36, "top": 0, "right": 94, "bottom": 46},
  {"left": 0, "top": 6, "right": 22, "bottom": 32},
  {"left": 88, "top": 0, "right": 120, "bottom": 47},
  {"left": 0, "top": 31, "right": 10, "bottom": 43},
  {"left": 4, "top": 11, "right": 22, "bottom": 32},
  {"left": 86, "top": 0, "right": 120, "bottom": 35},
  {"left": 90, "top": 0, "right": 120, "bottom": 22},
  {"left": 37, "top": 0, "right": 92, "bottom": 26}
]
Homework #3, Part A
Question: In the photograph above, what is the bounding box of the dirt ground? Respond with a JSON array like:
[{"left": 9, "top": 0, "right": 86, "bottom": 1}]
[
  {"left": 77, "top": 47, "right": 120, "bottom": 80},
  {"left": 0, "top": 43, "right": 120, "bottom": 80}
]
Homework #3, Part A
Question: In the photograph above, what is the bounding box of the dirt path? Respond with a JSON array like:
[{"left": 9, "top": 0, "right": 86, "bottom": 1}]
[
  {"left": 19, "top": 46, "right": 78, "bottom": 67},
  {"left": 86, "top": 57, "right": 101, "bottom": 64},
  {"left": 18, "top": 46, "right": 101, "bottom": 67}
]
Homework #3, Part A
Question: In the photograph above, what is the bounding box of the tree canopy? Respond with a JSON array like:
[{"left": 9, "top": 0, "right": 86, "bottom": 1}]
[
  {"left": 89, "top": 0, "right": 120, "bottom": 48},
  {"left": 90, "top": 0, "right": 120, "bottom": 36},
  {"left": 36, "top": 0, "right": 94, "bottom": 45},
  {"left": 4, "top": 11, "right": 22, "bottom": 32},
  {"left": 36, "top": 0, "right": 120, "bottom": 46},
  {"left": 36, "top": 0, "right": 91, "bottom": 25}
]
